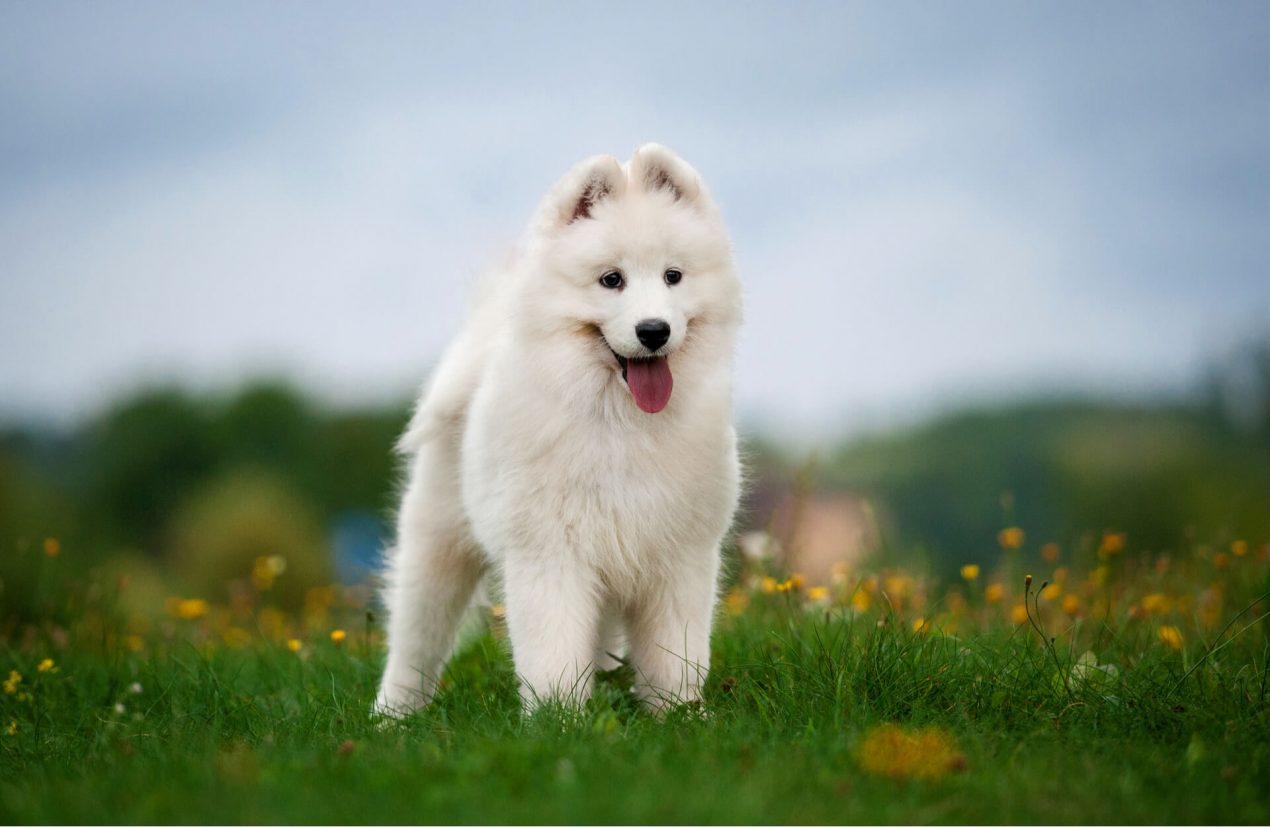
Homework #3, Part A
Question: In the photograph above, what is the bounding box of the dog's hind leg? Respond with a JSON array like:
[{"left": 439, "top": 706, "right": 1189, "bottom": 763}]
[{"left": 375, "top": 438, "right": 483, "bottom": 717}]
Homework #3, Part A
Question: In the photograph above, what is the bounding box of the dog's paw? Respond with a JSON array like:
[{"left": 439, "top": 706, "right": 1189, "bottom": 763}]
[{"left": 371, "top": 687, "right": 428, "bottom": 724}]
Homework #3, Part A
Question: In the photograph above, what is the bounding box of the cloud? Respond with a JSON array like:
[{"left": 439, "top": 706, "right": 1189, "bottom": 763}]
[{"left": 1, "top": 3, "right": 1268, "bottom": 436}]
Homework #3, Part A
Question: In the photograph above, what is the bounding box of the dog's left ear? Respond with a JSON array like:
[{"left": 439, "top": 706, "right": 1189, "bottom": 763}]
[{"left": 629, "top": 144, "right": 703, "bottom": 204}]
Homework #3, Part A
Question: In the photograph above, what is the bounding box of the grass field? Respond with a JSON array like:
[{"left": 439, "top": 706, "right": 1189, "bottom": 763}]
[{"left": 3, "top": 534, "right": 1269, "bottom": 824}]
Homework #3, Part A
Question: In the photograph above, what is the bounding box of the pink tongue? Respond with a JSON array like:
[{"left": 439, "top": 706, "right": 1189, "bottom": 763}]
[{"left": 625, "top": 357, "right": 673, "bottom": 413}]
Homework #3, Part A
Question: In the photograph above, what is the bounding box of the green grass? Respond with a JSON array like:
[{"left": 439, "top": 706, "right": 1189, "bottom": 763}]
[{"left": 3, "top": 590, "right": 1269, "bottom": 825}]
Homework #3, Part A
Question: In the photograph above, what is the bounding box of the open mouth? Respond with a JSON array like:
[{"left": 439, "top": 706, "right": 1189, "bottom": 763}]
[{"left": 607, "top": 345, "right": 673, "bottom": 414}]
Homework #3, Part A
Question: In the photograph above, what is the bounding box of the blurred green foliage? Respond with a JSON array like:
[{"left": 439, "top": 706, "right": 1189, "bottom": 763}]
[
  {"left": 85, "top": 389, "right": 221, "bottom": 544},
  {"left": 169, "top": 467, "right": 331, "bottom": 610},
  {"left": 1, "top": 340, "right": 1267, "bottom": 621},
  {"left": 818, "top": 401, "right": 1270, "bottom": 573},
  {"left": 755, "top": 341, "right": 1270, "bottom": 576},
  {"left": 0, "top": 381, "right": 409, "bottom": 622}
]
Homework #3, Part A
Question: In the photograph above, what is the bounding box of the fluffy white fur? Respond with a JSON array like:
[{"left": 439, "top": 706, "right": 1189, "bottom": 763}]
[{"left": 375, "top": 144, "right": 742, "bottom": 715}]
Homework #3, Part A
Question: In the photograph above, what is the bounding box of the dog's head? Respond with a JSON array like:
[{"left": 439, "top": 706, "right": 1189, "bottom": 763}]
[{"left": 520, "top": 144, "right": 741, "bottom": 414}]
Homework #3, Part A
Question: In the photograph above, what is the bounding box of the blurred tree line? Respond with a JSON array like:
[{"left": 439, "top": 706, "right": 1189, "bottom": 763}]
[
  {"left": 1, "top": 340, "right": 1267, "bottom": 622},
  {"left": 814, "top": 398, "right": 1270, "bottom": 573},
  {"left": 0, "top": 381, "right": 410, "bottom": 622},
  {"left": 804, "top": 339, "right": 1270, "bottom": 573}
]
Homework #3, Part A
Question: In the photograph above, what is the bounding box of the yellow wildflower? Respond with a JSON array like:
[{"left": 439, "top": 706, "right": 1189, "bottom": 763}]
[
  {"left": 1158, "top": 625, "right": 1183, "bottom": 651},
  {"left": 1041, "top": 542, "right": 1060, "bottom": 563},
  {"left": 251, "top": 558, "right": 274, "bottom": 591},
  {"left": 806, "top": 586, "right": 829, "bottom": 602},
  {"left": 1061, "top": 594, "right": 1081, "bottom": 616},
  {"left": 960, "top": 564, "right": 980, "bottom": 582},
  {"left": 5, "top": 721, "right": 15, "bottom": 736},
  {"left": 788, "top": 573, "right": 806, "bottom": 590},
  {"left": 36, "top": 658, "right": 57, "bottom": 674},
  {"left": 1098, "top": 532, "right": 1126, "bottom": 557},
  {"left": 883, "top": 575, "right": 909, "bottom": 598},
  {"left": 998, "top": 527, "right": 1025, "bottom": 550},
  {"left": 984, "top": 583, "right": 1004, "bottom": 604},
  {"left": 1140, "top": 593, "right": 1170, "bottom": 615},
  {"left": 911, "top": 617, "right": 929, "bottom": 633},
  {"left": 759, "top": 576, "right": 778, "bottom": 594},
  {"left": 175, "top": 598, "right": 208, "bottom": 620},
  {"left": 1231, "top": 540, "right": 1248, "bottom": 557},
  {"left": 1214, "top": 552, "right": 1230, "bottom": 570},
  {"left": 250, "top": 554, "right": 287, "bottom": 591},
  {"left": 1011, "top": 604, "right": 1029, "bottom": 625},
  {"left": 125, "top": 634, "right": 145, "bottom": 653},
  {"left": 880, "top": 575, "right": 911, "bottom": 611},
  {"left": 330, "top": 629, "right": 347, "bottom": 645},
  {"left": 286, "top": 639, "right": 303, "bottom": 653},
  {"left": 775, "top": 578, "right": 795, "bottom": 593},
  {"left": 856, "top": 724, "right": 965, "bottom": 780},
  {"left": 1041, "top": 582, "right": 1062, "bottom": 600},
  {"left": 724, "top": 588, "right": 749, "bottom": 616},
  {"left": 851, "top": 589, "right": 871, "bottom": 613},
  {"left": 3, "top": 671, "right": 20, "bottom": 694},
  {"left": 42, "top": 537, "right": 61, "bottom": 558}
]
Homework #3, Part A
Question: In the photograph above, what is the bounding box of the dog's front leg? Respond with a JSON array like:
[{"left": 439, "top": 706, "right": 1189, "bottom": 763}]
[
  {"left": 627, "top": 553, "right": 718, "bottom": 712},
  {"left": 502, "top": 554, "right": 601, "bottom": 710}
]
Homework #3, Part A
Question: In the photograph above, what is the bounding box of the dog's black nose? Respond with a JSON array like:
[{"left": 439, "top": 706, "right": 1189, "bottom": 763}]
[{"left": 635, "top": 319, "right": 671, "bottom": 352}]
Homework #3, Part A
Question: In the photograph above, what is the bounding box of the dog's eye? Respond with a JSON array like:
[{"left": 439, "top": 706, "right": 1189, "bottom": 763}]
[
  {"left": 599, "top": 270, "right": 624, "bottom": 289},
  {"left": 664, "top": 268, "right": 683, "bottom": 286}
]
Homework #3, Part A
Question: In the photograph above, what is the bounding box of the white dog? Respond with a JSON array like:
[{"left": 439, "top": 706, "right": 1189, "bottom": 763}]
[{"left": 375, "top": 144, "right": 742, "bottom": 715}]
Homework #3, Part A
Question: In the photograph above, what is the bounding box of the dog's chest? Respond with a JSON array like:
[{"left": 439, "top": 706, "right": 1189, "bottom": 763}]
[{"left": 462, "top": 408, "right": 737, "bottom": 564}]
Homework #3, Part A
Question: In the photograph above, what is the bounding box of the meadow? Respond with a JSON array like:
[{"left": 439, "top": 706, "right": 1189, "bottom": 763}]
[{"left": 3, "top": 528, "right": 1268, "bottom": 824}]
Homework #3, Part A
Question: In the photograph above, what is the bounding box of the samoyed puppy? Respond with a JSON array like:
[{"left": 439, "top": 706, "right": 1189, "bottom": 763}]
[{"left": 375, "top": 144, "right": 742, "bottom": 715}]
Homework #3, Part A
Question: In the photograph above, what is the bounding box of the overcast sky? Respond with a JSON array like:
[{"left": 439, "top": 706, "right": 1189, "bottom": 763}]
[{"left": 2, "top": 2, "right": 1268, "bottom": 439}]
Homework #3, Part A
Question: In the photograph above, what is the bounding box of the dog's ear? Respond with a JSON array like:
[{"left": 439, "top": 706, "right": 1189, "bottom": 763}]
[
  {"left": 629, "top": 143, "right": 702, "bottom": 204},
  {"left": 539, "top": 154, "right": 626, "bottom": 229}
]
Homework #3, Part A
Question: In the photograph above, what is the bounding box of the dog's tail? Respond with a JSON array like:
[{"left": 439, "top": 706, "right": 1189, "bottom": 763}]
[{"left": 396, "top": 258, "right": 515, "bottom": 453}]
